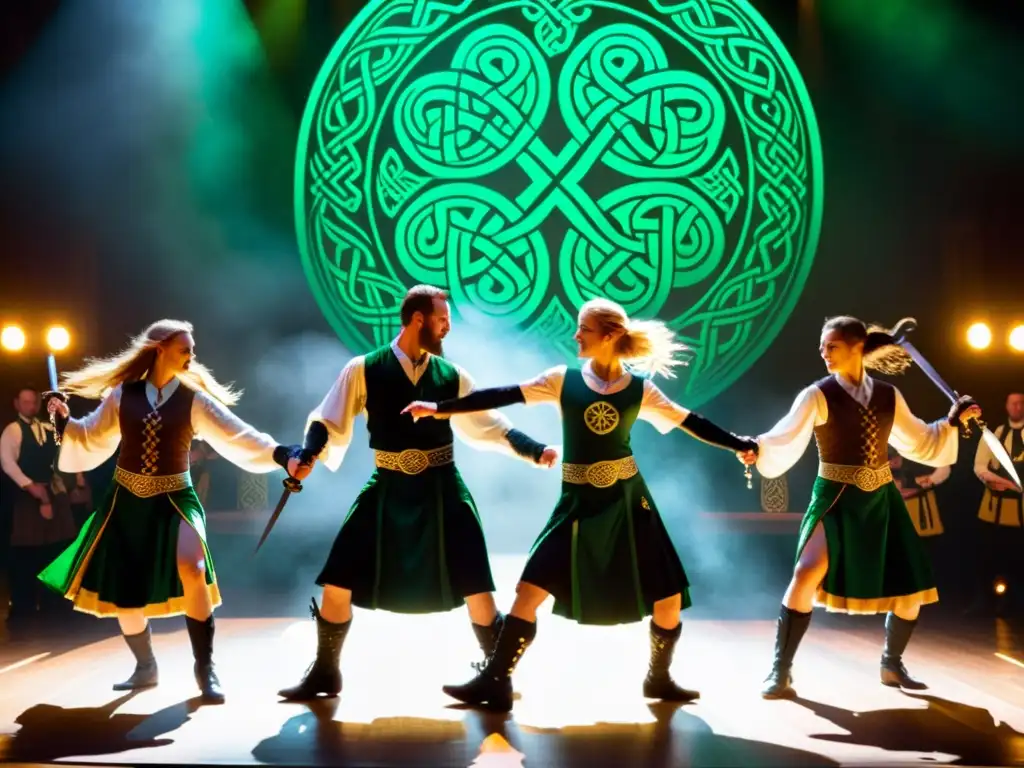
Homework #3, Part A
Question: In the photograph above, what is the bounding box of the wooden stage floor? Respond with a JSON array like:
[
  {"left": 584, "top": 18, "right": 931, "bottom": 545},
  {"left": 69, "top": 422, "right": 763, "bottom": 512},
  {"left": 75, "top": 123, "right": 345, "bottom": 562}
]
[{"left": 2, "top": 556, "right": 1024, "bottom": 768}]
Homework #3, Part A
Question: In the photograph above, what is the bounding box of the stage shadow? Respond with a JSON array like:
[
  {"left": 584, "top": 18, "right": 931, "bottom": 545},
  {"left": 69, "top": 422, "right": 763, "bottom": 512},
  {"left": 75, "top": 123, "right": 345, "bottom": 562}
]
[
  {"left": 795, "top": 692, "right": 1024, "bottom": 766},
  {"left": 250, "top": 699, "right": 839, "bottom": 768},
  {"left": 0, "top": 691, "right": 204, "bottom": 763}
]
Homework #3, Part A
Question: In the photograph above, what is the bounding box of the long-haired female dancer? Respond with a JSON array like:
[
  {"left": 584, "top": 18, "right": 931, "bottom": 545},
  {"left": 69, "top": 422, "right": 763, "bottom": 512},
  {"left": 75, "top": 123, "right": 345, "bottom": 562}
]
[{"left": 43, "top": 319, "right": 312, "bottom": 702}]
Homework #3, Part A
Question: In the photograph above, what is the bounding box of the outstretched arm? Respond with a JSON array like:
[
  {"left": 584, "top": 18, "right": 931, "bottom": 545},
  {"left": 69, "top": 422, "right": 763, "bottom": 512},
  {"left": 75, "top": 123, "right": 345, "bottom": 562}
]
[
  {"left": 448, "top": 367, "right": 553, "bottom": 466},
  {"left": 304, "top": 358, "right": 366, "bottom": 472},
  {"left": 637, "top": 381, "right": 757, "bottom": 453},
  {"left": 888, "top": 388, "right": 959, "bottom": 468},
  {"left": 403, "top": 365, "right": 567, "bottom": 420},
  {"left": 754, "top": 385, "right": 824, "bottom": 479},
  {"left": 191, "top": 391, "right": 292, "bottom": 475}
]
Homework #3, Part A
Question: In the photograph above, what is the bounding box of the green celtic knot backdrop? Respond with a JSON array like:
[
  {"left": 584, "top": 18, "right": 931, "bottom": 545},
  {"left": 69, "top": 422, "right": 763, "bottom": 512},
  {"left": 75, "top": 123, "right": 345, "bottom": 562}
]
[{"left": 296, "top": 0, "right": 823, "bottom": 407}]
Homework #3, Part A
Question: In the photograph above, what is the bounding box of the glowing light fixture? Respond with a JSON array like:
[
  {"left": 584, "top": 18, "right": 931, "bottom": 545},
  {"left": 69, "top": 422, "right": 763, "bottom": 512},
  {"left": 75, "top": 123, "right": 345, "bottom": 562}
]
[
  {"left": 966, "top": 322, "right": 992, "bottom": 350},
  {"left": 1, "top": 324, "right": 26, "bottom": 352},
  {"left": 1009, "top": 325, "right": 1024, "bottom": 352},
  {"left": 46, "top": 325, "right": 70, "bottom": 352}
]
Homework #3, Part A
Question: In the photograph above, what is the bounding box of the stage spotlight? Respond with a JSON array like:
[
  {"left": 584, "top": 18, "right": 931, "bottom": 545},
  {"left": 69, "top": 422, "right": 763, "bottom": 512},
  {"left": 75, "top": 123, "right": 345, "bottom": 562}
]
[
  {"left": 1, "top": 324, "right": 26, "bottom": 352},
  {"left": 994, "top": 578, "right": 1007, "bottom": 596},
  {"left": 1010, "top": 325, "right": 1024, "bottom": 352},
  {"left": 46, "top": 325, "right": 70, "bottom": 352},
  {"left": 966, "top": 322, "right": 992, "bottom": 350}
]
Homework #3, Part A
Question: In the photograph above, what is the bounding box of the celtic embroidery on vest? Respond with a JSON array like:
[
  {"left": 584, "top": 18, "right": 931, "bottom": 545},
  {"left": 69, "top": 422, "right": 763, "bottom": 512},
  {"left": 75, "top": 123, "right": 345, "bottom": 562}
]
[
  {"left": 140, "top": 410, "right": 162, "bottom": 476},
  {"left": 297, "top": 0, "right": 823, "bottom": 408}
]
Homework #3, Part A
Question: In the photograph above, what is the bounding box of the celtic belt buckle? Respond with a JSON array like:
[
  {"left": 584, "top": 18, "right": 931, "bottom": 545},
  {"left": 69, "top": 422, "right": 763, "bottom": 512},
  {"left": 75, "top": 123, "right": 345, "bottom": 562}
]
[
  {"left": 585, "top": 460, "right": 619, "bottom": 488},
  {"left": 397, "top": 449, "right": 429, "bottom": 475},
  {"left": 852, "top": 466, "right": 880, "bottom": 492}
]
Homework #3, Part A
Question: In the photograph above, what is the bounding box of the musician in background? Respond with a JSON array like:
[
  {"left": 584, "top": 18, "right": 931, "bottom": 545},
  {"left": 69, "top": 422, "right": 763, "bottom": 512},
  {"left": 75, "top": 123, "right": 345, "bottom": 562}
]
[
  {"left": 0, "top": 386, "right": 78, "bottom": 619},
  {"left": 889, "top": 448, "right": 951, "bottom": 541},
  {"left": 968, "top": 392, "right": 1024, "bottom": 615}
]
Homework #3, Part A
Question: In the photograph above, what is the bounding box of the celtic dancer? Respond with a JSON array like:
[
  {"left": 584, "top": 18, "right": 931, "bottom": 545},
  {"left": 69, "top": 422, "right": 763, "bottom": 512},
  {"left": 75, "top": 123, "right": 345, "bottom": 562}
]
[
  {"left": 403, "top": 298, "right": 758, "bottom": 711},
  {"left": 752, "top": 316, "right": 980, "bottom": 699},
  {"left": 277, "top": 285, "right": 556, "bottom": 702},
  {"left": 41, "top": 320, "right": 310, "bottom": 703}
]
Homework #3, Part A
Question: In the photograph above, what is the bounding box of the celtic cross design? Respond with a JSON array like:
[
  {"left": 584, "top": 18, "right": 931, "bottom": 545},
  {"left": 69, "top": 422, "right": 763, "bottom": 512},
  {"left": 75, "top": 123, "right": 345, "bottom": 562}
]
[{"left": 296, "top": 0, "right": 823, "bottom": 408}]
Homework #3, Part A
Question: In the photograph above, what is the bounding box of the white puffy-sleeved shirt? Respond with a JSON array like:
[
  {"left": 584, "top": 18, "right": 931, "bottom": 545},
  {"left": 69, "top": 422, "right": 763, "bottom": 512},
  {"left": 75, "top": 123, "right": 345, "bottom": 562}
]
[
  {"left": 755, "top": 372, "right": 958, "bottom": 479},
  {"left": 308, "top": 340, "right": 523, "bottom": 472},
  {"left": 56, "top": 377, "right": 281, "bottom": 475}
]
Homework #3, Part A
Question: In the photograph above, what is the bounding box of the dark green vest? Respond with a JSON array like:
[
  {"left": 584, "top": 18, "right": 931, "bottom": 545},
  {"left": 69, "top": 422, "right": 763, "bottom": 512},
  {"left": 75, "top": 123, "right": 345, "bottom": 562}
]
[
  {"left": 363, "top": 345, "right": 460, "bottom": 452},
  {"left": 15, "top": 418, "right": 57, "bottom": 483},
  {"left": 559, "top": 368, "right": 643, "bottom": 464}
]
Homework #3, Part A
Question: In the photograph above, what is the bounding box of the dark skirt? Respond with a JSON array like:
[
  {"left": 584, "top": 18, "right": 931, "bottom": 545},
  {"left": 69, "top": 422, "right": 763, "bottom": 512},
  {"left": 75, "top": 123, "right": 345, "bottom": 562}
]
[
  {"left": 316, "top": 465, "right": 494, "bottom": 614},
  {"left": 11, "top": 486, "right": 77, "bottom": 548},
  {"left": 796, "top": 477, "right": 937, "bottom": 614},
  {"left": 37, "top": 481, "right": 219, "bottom": 618},
  {"left": 521, "top": 473, "right": 690, "bottom": 626}
]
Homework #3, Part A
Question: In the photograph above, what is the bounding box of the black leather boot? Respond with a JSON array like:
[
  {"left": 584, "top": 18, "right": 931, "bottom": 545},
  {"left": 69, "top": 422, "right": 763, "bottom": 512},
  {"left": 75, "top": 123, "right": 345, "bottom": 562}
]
[
  {"left": 880, "top": 612, "right": 927, "bottom": 689},
  {"left": 762, "top": 605, "right": 811, "bottom": 699},
  {"left": 442, "top": 615, "right": 536, "bottom": 712},
  {"left": 278, "top": 598, "right": 351, "bottom": 701},
  {"left": 112, "top": 624, "right": 159, "bottom": 691},
  {"left": 471, "top": 612, "right": 504, "bottom": 667},
  {"left": 642, "top": 620, "right": 699, "bottom": 702},
  {"left": 186, "top": 615, "right": 224, "bottom": 703}
]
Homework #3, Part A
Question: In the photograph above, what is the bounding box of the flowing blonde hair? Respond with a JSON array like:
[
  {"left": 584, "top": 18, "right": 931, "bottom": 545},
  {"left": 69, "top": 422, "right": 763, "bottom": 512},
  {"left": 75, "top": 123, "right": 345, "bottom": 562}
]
[
  {"left": 579, "top": 298, "right": 689, "bottom": 378},
  {"left": 60, "top": 319, "right": 242, "bottom": 405}
]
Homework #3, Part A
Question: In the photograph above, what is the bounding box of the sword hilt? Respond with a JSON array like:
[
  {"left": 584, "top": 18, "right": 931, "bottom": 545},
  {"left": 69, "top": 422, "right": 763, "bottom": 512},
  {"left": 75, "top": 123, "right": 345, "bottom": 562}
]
[{"left": 282, "top": 476, "right": 302, "bottom": 493}]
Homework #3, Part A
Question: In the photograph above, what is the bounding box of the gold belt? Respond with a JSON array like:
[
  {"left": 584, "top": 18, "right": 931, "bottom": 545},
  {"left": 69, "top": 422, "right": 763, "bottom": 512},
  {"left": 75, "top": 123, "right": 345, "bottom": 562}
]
[
  {"left": 562, "top": 456, "right": 639, "bottom": 488},
  {"left": 818, "top": 462, "right": 893, "bottom": 492},
  {"left": 374, "top": 444, "right": 454, "bottom": 475},
  {"left": 114, "top": 466, "right": 192, "bottom": 498}
]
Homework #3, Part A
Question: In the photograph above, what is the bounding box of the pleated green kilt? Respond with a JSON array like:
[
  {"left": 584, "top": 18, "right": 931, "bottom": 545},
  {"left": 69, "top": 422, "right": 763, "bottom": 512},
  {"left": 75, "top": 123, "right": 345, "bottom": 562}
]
[
  {"left": 796, "top": 477, "right": 937, "bottom": 614},
  {"left": 521, "top": 473, "right": 691, "bottom": 626},
  {"left": 316, "top": 465, "right": 494, "bottom": 614},
  {"left": 37, "top": 481, "right": 219, "bottom": 618}
]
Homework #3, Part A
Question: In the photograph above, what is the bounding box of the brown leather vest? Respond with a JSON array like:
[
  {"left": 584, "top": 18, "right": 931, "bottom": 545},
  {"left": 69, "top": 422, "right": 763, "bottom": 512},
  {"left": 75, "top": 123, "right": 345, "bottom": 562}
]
[
  {"left": 116, "top": 380, "right": 195, "bottom": 476},
  {"left": 813, "top": 376, "right": 895, "bottom": 469}
]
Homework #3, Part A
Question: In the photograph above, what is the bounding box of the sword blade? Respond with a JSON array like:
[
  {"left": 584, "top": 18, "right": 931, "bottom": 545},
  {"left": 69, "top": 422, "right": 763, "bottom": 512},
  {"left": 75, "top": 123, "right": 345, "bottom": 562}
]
[
  {"left": 900, "top": 342, "right": 958, "bottom": 403},
  {"left": 254, "top": 480, "right": 299, "bottom": 555},
  {"left": 47, "top": 354, "right": 59, "bottom": 392},
  {"left": 899, "top": 339, "right": 1020, "bottom": 489},
  {"left": 982, "top": 427, "right": 1023, "bottom": 492}
]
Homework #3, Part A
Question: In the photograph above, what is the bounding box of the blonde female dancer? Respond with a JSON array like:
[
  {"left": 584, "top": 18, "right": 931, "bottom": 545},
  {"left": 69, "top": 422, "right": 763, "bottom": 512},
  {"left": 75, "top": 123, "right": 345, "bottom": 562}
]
[
  {"left": 404, "top": 299, "right": 757, "bottom": 711},
  {"left": 43, "top": 319, "right": 313, "bottom": 702}
]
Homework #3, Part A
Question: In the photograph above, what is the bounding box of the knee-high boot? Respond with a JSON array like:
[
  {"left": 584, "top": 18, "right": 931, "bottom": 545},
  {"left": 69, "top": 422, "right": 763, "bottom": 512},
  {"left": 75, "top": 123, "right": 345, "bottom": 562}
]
[
  {"left": 186, "top": 615, "right": 225, "bottom": 703},
  {"left": 643, "top": 619, "right": 699, "bottom": 701},
  {"left": 880, "top": 612, "right": 927, "bottom": 689},
  {"left": 112, "top": 624, "right": 159, "bottom": 691},
  {"left": 442, "top": 615, "right": 536, "bottom": 712},
  {"left": 762, "top": 604, "right": 811, "bottom": 699},
  {"left": 278, "top": 598, "right": 351, "bottom": 701}
]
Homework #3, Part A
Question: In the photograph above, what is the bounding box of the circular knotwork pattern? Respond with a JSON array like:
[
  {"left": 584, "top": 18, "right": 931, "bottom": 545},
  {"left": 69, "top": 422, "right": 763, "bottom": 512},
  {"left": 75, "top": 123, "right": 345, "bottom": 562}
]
[
  {"left": 583, "top": 401, "right": 619, "bottom": 435},
  {"left": 585, "top": 461, "right": 621, "bottom": 488},
  {"left": 297, "top": 0, "right": 823, "bottom": 407},
  {"left": 398, "top": 449, "right": 431, "bottom": 475}
]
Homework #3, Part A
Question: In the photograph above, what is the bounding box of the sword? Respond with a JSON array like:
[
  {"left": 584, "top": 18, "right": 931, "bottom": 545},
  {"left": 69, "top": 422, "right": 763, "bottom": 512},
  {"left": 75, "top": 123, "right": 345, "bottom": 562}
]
[
  {"left": 45, "top": 353, "right": 63, "bottom": 446},
  {"left": 892, "top": 318, "right": 1022, "bottom": 492},
  {"left": 254, "top": 476, "right": 303, "bottom": 555}
]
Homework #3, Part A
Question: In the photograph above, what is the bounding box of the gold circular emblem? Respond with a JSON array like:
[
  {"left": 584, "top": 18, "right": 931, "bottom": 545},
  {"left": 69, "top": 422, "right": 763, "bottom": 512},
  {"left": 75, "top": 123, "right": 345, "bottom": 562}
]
[
  {"left": 584, "top": 401, "right": 619, "bottom": 435},
  {"left": 853, "top": 466, "right": 876, "bottom": 491},
  {"left": 398, "top": 449, "right": 429, "bottom": 475}
]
